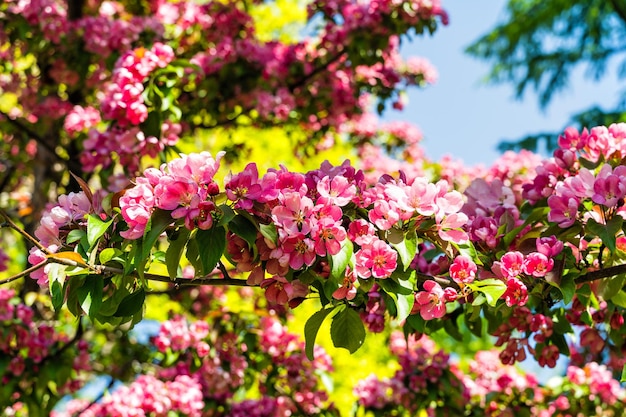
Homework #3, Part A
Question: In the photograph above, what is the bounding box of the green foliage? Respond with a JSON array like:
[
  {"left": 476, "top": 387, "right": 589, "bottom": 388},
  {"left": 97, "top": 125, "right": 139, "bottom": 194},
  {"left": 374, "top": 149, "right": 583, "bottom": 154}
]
[{"left": 468, "top": 0, "right": 626, "bottom": 152}]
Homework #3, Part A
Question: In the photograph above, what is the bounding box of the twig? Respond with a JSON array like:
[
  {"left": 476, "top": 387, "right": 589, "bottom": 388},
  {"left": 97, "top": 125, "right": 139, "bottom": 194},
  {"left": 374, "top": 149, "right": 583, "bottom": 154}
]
[
  {"left": 574, "top": 264, "right": 626, "bottom": 285},
  {"left": 0, "top": 208, "right": 49, "bottom": 252},
  {"left": 90, "top": 263, "right": 250, "bottom": 287},
  {"left": 73, "top": 375, "right": 116, "bottom": 417},
  {"left": 0, "top": 261, "right": 48, "bottom": 285},
  {"left": 0, "top": 110, "right": 63, "bottom": 160}
]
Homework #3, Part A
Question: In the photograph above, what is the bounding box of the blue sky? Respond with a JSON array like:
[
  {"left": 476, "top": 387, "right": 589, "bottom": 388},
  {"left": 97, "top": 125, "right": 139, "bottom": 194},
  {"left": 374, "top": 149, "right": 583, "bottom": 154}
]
[{"left": 385, "top": 0, "right": 621, "bottom": 166}]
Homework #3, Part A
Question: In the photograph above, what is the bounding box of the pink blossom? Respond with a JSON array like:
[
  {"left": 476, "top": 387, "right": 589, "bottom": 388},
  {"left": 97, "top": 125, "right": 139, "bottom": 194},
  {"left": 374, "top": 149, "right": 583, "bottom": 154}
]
[
  {"left": 592, "top": 172, "right": 626, "bottom": 207},
  {"left": 347, "top": 219, "right": 376, "bottom": 246},
  {"left": 261, "top": 276, "right": 292, "bottom": 305},
  {"left": 272, "top": 192, "right": 314, "bottom": 234},
  {"left": 368, "top": 199, "right": 401, "bottom": 230},
  {"left": 333, "top": 268, "right": 357, "bottom": 300},
  {"left": 547, "top": 193, "right": 579, "bottom": 228},
  {"left": 415, "top": 280, "right": 446, "bottom": 320},
  {"left": 449, "top": 256, "right": 477, "bottom": 284},
  {"left": 317, "top": 175, "right": 357, "bottom": 207},
  {"left": 312, "top": 217, "right": 346, "bottom": 256},
  {"left": 536, "top": 236, "right": 564, "bottom": 257},
  {"left": 436, "top": 212, "right": 469, "bottom": 244},
  {"left": 153, "top": 175, "right": 197, "bottom": 210},
  {"left": 355, "top": 238, "right": 397, "bottom": 279},
  {"left": 119, "top": 177, "right": 155, "bottom": 239},
  {"left": 522, "top": 252, "right": 554, "bottom": 278},
  {"left": 225, "top": 162, "right": 263, "bottom": 210},
  {"left": 64, "top": 105, "right": 101, "bottom": 136},
  {"left": 500, "top": 251, "right": 525, "bottom": 278},
  {"left": 385, "top": 178, "right": 438, "bottom": 216},
  {"left": 502, "top": 278, "right": 528, "bottom": 307},
  {"left": 280, "top": 233, "right": 317, "bottom": 270}
]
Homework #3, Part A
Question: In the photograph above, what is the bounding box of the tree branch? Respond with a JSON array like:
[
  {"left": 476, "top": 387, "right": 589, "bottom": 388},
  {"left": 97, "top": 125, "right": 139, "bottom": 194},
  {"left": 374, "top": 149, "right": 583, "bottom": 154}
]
[
  {"left": 0, "top": 208, "right": 49, "bottom": 252},
  {"left": 574, "top": 264, "right": 626, "bottom": 285},
  {"left": 0, "top": 262, "right": 47, "bottom": 285},
  {"left": 0, "top": 110, "right": 63, "bottom": 161},
  {"left": 89, "top": 263, "right": 250, "bottom": 287},
  {"left": 287, "top": 49, "right": 346, "bottom": 92}
]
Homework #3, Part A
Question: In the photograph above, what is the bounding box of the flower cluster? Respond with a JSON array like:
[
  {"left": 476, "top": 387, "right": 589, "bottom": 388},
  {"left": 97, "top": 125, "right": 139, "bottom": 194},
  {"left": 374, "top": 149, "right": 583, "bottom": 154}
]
[
  {"left": 354, "top": 332, "right": 466, "bottom": 415},
  {"left": 55, "top": 312, "right": 337, "bottom": 417},
  {"left": 101, "top": 42, "right": 175, "bottom": 127},
  {"left": 27, "top": 191, "right": 91, "bottom": 286},
  {"left": 119, "top": 151, "right": 224, "bottom": 239},
  {"left": 56, "top": 375, "right": 205, "bottom": 417},
  {"left": 0, "top": 288, "right": 90, "bottom": 409}
]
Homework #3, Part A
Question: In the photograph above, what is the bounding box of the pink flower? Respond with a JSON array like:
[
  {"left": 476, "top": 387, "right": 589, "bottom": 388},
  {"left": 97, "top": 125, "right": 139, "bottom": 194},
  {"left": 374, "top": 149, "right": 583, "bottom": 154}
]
[
  {"left": 261, "top": 276, "right": 292, "bottom": 305},
  {"left": 436, "top": 212, "right": 469, "bottom": 244},
  {"left": 592, "top": 172, "right": 626, "bottom": 207},
  {"left": 271, "top": 192, "right": 314, "bottom": 234},
  {"left": 500, "top": 251, "right": 524, "bottom": 278},
  {"left": 537, "top": 344, "right": 560, "bottom": 368},
  {"left": 385, "top": 178, "right": 438, "bottom": 216},
  {"left": 261, "top": 276, "right": 308, "bottom": 306},
  {"left": 347, "top": 219, "right": 376, "bottom": 246},
  {"left": 333, "top": 268, "right": 357, "bottom": 300},
  {"left": 171, "top": 198, "right": 215, "bottom": 230},
  {"left": 317, "top": 175, "right": 357, "bottom": 207},
  {"left": 449, "top": 256, "right": 477, "bottom": 284},
  {"left": 502, "top": 278, "right": 528, "bottom": 307},
  {"left": 547, "top": 193, "right": 579, "bottom": 228},
  {"left": 280, "top": 233, "right": 316, "bottom": 270},
  {"left": 355, "top": 238, "right": 397, "bottom": 279},
  {"left": 522, "top": 252, "right": 554, "bottom": 278},
  {"left": 368, "top": 200, "right": 401, "bottom": 230},
  {"left": 225, "top": 162, "right": 263, "bottom": 210},
  {"left": 415, "top": 280, "right": 446, "bottom": 320},
  {"left": 120, "top": 177, "right": 155, "bottom": 240},
  {"left": 312, "top": 216, "right": 346, "bottom": 256},
  {"left": 154, "top": 176, "right": 198, "bottom": 210},
  {"left": 536, "top": 236, "right": 564, "bottom": 257}
]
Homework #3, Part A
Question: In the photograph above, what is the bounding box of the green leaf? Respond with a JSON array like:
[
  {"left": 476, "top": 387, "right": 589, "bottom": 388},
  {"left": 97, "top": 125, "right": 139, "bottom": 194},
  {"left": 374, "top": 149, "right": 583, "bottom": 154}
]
[
  {"left": 386, "top": 291, "right": 414, "bottom": 322},
  {"left": 330, "top": 239, "right": 354, "bottom": 280},
  {"left": 443, "top": 316, "right": 463, "bottom": 341},
  {"left": 76, "top": 276, "right": 103, "bottom": 317},
  {"left": 304, "top": 307, "right": 337, "bottom": 360},
  {"left": 621, "top": 364, "right": 626, "bottom": 383},
  {"left": 195, "top": 226, "right": 226, "bottom": 275},
  {"left": 610, "top": 290, "right": 626, "bottom": 308},
  {"left": 136, "top": 209, "right": 173, "bottom": 277},
  {"left": 87, "top": 214, "right": 113, "bottom": 248},
  {"left": 330, "top": 307, "right": 366, "bottom": 354},
  {"left": 50, "top": 280, "right": 64, "bottom": 311},
  {"left": 99, "top": 248, "right": 122, "bottom": 265},
  {"left": 142, "top": 108, "right": 162, "bottom": 138},
  {"left": 165, "top": 228, "right": 191, "bottom": 280},
  {"left": 599, "top": 274, "right": 626, "bottom": 301},
  {"left": 586, "top": 216, "right": 622, "bottom": 254},
  {"left": 465, "top": 314, "right": 483, "bottom": 338},
  {"left": 455, "top": 241, "right": 482, "bottom": 266},
  {"left": 217, "top": 204, "right": 236, "bottom": 227},
  {"left": 379, "top": 277, "right": 414, "bottom": 295},
  {"left": 552, "top": 270, "right": 575, "bottom": 304},
  {"left": 259, "top": 223, "right": 278, "bottom": 246},
  {"left": 228, "top": 215, "right": 258, "bottom": 248},
  {"left": 406, "top": 314, "right": 426, "bottom": 333},
  {"left": 185, "top": 237, "right": 202, "bottom": 276},
  {"left": 391, "top": 231, "right": 417, "bottom": 271},
  {"left": 468, "top": 279, "right": 507, "bottom": 307},
  {"left": 113, "top": 289, "right": 146, "bottom": 317},
  {"left": 67, "top": 229, "right": 86, "bottom": 244}
]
